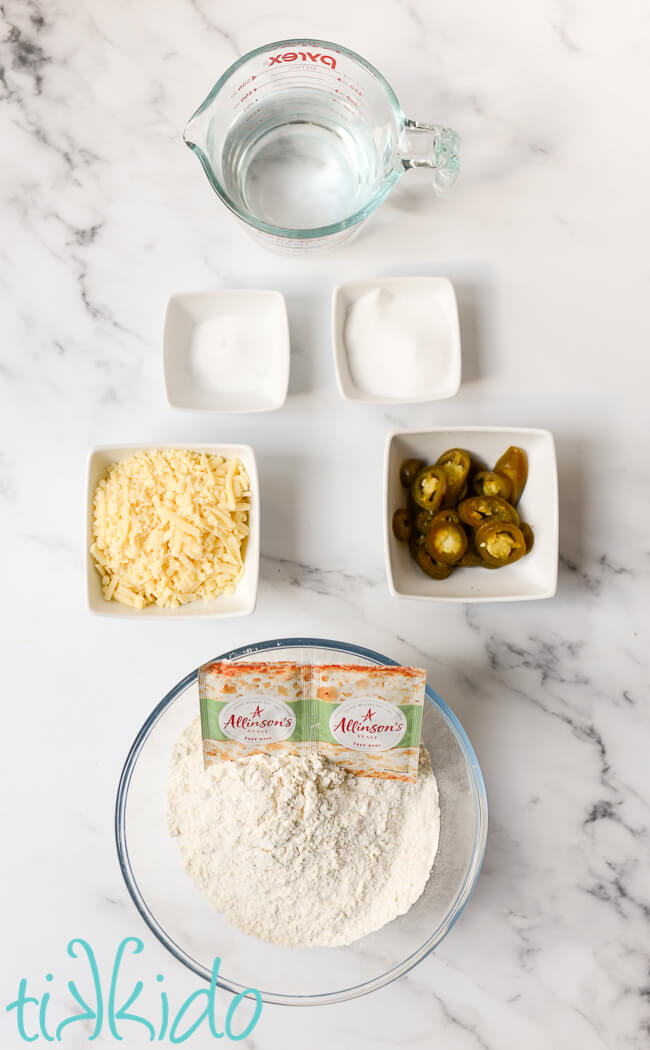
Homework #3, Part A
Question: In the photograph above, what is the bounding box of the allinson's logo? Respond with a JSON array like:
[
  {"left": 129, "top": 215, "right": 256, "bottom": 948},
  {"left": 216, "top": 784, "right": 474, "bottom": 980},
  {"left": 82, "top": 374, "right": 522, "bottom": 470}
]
[
  {"left": 329, "top": 698, "right": 408, "bottom": 752},
  {"left": 218, "top": 696, "right": 296, "bottom": 746}
]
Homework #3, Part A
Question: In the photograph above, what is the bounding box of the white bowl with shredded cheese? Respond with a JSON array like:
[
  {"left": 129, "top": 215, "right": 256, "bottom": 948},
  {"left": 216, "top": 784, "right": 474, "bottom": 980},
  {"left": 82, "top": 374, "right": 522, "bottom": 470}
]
[{"left": 86, "top": 444, "right": 259, "bottom": 617}]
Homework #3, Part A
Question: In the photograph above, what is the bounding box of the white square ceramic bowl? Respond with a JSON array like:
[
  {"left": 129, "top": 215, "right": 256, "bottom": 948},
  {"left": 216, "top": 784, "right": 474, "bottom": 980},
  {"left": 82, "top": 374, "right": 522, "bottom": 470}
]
[
  {"left": 86, "top": 443, "right": 259, "bottom": 618},
  {"left": 385, "top": 427, "right": 558, "bottom": 602},
  {"left": 332, "top": 277, "right": 461, "bottom": 404},
  {"left": 163, "top": 289, "right": 290, "bottom": 413}
]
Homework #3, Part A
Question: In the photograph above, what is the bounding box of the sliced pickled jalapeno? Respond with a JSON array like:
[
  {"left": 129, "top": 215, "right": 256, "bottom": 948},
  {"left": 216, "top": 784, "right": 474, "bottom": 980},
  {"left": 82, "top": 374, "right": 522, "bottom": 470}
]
[
  {"left": 493, "top": 446, "right": 528, "bottom": 505},
  {"left": 394, "top": 443, "right": 534, "bottom": 583},
  {"left": 414, "top": 546, "right": 452, "bottom": 580},
  {"left": 436, "top": 448, "right": 471, "bottom": 508},
  {"left": 411, "top": 466, "right": 447, "bottom": 512},
  {"left": 472, "top": 470, "right": 513, "bottom": 502},
  {"left": 467, "top": 455, "right": 489, "bottom": 487},
  {"left": 424, "top": 521, "right": 468, "bottom": 565},
  {"left": 392, "top": 508, "right": 412, "bottom": 542},
  {"left": 458, "top": 495, "right": 519, "bottom": 528},
  {"left": 431, "top": 508, "right": 460, "bottom": 526},
  {"left": 520, "top": 522, "right": 535, "bottom": 552},
  {"left": 400, "top": 458, "right": 425, "bottom": 489},
  {"left": 475, "top": 521, "right": 526, "bottom": 567},
  {"left": 458, "top": 546, "right": 483, "bottom": 567},
  {"left": 408, "top": 531, "right": 426, "bottom": 559},
  {"left": 413, "top": 509, "right": 435, "bottom": 534}
]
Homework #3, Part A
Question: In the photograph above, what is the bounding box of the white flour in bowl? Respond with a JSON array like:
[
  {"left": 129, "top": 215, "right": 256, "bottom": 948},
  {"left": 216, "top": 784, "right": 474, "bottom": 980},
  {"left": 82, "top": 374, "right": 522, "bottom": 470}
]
[{"left": 167, "top": 717, "right": 440, "bottom": 948}]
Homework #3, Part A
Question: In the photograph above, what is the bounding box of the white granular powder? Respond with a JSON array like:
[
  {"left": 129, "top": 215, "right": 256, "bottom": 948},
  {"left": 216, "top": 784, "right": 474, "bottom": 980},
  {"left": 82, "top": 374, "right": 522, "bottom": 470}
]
[
  {"left": 344, "top": 287, "right": 454, "bottom": 400},
  {"left": 167, "top": 718, "right": 440, "bottom": 948}
]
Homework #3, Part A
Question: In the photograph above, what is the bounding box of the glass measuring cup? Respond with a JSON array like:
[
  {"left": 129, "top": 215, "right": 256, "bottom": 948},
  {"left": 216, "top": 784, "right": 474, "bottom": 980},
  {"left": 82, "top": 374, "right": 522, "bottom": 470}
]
[{"left": 184, "top": 39, "right": 460, "bottom": 253}]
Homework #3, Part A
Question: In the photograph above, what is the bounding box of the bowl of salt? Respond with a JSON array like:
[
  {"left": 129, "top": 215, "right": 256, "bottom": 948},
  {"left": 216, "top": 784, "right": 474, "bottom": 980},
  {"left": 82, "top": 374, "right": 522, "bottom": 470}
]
[
  {"left": 332, "top": 277, "right": 461, "bottom": 404},
  {"left": 163, "top": 288, "right": 290, "bottom": 413}
]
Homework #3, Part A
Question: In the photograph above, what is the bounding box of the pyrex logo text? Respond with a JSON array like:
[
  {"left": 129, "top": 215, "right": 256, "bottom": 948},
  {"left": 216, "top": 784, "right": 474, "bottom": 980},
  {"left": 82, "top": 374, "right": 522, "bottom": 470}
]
[{"left": 269, "top": 51, "right": 337, "bottom": 70}]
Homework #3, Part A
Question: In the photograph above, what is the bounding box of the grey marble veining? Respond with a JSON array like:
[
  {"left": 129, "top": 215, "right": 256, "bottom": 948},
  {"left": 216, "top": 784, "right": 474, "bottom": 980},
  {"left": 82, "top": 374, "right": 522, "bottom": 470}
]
[{"left": 1, "top": 1, "right": 649, "bottom": 1048}]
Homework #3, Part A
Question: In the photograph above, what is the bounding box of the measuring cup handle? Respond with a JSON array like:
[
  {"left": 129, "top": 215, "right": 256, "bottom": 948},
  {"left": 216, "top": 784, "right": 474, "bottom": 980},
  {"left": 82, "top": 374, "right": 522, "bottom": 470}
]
[{"left": 399, "top": 121, "right": 461, "bottom": 196}]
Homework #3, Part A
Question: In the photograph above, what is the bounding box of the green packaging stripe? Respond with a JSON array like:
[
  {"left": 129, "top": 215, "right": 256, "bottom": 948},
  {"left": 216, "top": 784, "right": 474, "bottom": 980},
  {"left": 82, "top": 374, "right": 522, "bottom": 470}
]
[
  {"left": 200, "top": 695, "right": 312, "bottom": 744},
  {"left": 200, "top": 695, "right": 422, "bottom": 750},
  {"left": 316, "top": 700, "right": 423, "bottom": 749}
]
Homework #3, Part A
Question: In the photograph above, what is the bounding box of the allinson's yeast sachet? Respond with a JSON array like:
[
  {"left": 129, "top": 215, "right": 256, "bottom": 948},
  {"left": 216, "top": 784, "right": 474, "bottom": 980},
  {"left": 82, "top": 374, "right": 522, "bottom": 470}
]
[{"left": 198, "top": 661, "right": 426, "bottom": 782}]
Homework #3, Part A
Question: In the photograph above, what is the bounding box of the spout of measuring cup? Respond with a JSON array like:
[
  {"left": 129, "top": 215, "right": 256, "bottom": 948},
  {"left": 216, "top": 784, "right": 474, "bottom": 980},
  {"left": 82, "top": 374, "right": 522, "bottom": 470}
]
[
  {"left": 182, "top": 98, "right": 216, "bottom": 160},
  {"left": 399, "top": 121, "right": 461, "bottom": 197},
  {"left": 183, "top": 106, "right": 208, "bottom": 154},
  {"left": 183, "top": 103, "right": 220, "bottom": 193}
]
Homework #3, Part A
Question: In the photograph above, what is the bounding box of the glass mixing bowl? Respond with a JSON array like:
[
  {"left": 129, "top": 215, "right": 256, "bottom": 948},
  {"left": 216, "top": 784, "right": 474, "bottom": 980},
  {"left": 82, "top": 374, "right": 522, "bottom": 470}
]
[{"left": 115, "top": 638, "right": 487, "bottom": 1005}]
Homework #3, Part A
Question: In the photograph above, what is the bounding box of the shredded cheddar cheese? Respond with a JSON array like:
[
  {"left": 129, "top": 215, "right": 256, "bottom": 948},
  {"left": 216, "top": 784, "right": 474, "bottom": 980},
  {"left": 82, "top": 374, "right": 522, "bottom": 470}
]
[{"left": 90, "top": 449, "right": 250, "bottom": 609}]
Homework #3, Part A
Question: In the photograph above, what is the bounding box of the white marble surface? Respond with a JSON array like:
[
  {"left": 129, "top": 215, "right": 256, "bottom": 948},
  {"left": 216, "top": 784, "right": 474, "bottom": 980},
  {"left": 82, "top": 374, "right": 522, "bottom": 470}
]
[{"left": 1, "top": 1, "right": 649, "bottom": 1047}]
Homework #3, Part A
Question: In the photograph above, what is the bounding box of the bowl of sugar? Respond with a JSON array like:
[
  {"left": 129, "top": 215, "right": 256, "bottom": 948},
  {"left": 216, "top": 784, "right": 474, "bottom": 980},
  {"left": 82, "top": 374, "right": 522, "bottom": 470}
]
[
  {"left": 332, "top": 277, "right": 461, "bottom": 404},
  {"left": 163, "top": 288, "right": 290, "bottom": 413}
]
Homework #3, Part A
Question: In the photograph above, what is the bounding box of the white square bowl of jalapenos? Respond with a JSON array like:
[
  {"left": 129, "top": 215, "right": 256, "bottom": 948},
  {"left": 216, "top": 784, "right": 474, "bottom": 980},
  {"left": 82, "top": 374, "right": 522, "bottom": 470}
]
[{"left": 384, "top": 427, "right": 558, "bottom": 602}]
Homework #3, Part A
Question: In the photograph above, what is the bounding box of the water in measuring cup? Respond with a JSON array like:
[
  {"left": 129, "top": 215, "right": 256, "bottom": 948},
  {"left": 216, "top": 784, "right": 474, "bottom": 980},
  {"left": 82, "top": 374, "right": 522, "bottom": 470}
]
[{"left": 220, "top": 92, "right": 381, "bottom": 231}]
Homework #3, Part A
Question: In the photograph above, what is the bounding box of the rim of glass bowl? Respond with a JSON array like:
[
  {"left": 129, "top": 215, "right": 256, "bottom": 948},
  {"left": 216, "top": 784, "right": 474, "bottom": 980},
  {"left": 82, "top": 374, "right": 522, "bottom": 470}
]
[
  {"left": 183, "top": 39, "right": 404, "bottom": 241},
  {"left": 115, "top": 637, "right": 488, "bottom": 1007}
]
